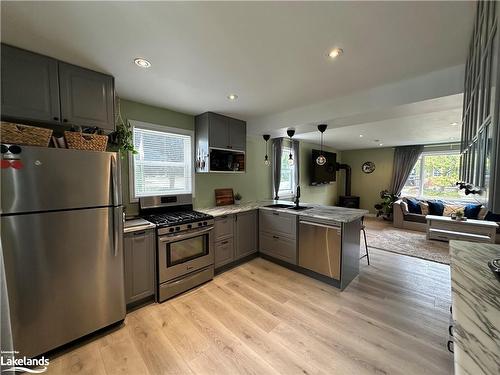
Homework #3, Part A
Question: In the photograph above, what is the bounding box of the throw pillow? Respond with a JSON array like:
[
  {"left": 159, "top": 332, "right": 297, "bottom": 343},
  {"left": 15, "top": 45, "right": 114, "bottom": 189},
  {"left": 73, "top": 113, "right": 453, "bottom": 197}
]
[
  {"left": 443, "top": 204, "right": 464, "bottom": 217},
  {"left": 427, "top": 200, "right": 444, "bottom": 216},
  {"left": 406, "top": 198, "right": 422, "bottom": 214},
  {"left": 484, "top": 211, "right": 500, "bottom": 222},
  {"left": 464, "top": 204, "right": 482, "bottom": 219},
  {"left": 420, "top": 202, "right": 429, "bottom": 216}
]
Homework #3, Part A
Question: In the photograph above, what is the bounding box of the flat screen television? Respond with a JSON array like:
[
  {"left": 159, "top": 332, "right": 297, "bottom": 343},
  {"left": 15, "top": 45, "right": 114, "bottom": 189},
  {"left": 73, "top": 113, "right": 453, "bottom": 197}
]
[{"left": 310, "top": 149, "right": 337, "bottom": 185}]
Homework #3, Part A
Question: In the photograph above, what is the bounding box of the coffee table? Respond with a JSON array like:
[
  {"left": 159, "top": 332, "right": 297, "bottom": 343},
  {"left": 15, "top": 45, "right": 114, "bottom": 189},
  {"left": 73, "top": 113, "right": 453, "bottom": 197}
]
[{"left": 426, "top": 215, "right": 498, "bottom": 243}]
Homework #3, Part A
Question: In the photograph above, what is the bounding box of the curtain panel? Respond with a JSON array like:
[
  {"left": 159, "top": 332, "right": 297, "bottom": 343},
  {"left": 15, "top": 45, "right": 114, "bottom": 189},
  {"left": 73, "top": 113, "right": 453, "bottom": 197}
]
[
  {"left": 389, "top": 145, "right": 424, "bottom": 196},
  {"left": 272, "top": 138, "right": 283, "bottom": 199}
]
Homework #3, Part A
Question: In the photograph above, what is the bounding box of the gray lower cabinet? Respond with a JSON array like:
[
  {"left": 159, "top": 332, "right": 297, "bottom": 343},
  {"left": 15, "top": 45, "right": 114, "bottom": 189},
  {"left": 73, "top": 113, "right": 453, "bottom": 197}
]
[
  {"left": 214, "top": 215, "right": 235, "bottom": 268},
  {"left": 259, "top": 209, "right": 298, "bottom": 264},
  {"left": 59, "top": 62, "right": 115, "bottom": 131},
  {"left": 1, "top": 44, "right": 60, "bottom": 123},
  {"left": 235, "top": 210, "right": 258, "bottom": 259},
  {"left": 124, "top": 229, "right": 155, "bottom": 305}
]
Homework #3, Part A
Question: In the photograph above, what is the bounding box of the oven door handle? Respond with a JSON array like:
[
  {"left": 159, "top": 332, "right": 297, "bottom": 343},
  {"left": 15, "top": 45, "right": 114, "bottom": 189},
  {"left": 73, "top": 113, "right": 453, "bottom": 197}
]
[{"left": 159, "top": 227, "right": 213, "bottom": 243}]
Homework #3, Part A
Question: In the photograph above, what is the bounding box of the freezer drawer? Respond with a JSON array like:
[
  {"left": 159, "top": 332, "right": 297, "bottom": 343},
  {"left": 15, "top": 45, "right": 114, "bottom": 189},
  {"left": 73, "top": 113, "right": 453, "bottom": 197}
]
[{"left": 1, "top": 206, "right": 125, "bottom": 357}]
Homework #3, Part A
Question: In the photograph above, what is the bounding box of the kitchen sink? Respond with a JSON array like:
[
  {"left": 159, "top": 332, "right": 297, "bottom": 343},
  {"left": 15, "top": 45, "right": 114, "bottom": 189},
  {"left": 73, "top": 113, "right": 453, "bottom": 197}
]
[
  {"left": 264, "top": 203, "right": 294, "bottom": 208},
  {"left": 286, "top": 206, "right": 311, "bottom": 211}
]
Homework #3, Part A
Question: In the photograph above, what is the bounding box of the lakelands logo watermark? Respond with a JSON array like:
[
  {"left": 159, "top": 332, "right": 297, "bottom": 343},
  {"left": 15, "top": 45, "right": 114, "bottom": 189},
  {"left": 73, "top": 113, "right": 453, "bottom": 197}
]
[{"left": 1, "top": 351, "right": 49, "bottom": 373}]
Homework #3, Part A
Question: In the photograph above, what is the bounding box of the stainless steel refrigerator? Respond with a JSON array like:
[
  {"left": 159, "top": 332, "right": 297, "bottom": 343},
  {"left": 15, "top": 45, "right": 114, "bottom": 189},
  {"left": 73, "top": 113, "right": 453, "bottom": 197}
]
[{"left": 1, "top": 145, "right": 126, "bottom": 358}]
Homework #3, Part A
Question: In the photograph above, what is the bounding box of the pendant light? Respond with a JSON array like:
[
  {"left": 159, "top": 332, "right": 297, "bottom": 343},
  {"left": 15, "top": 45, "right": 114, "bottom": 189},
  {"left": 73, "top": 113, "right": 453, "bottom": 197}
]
[
  {"left": 316, "top": 124, "right": 328, "bottom": 165},
  {"left": 262, "top": 134, "right": 271, "bottom": 166},
  {"left": 287, "top": 129, "right": 295, "bottom": 166}
]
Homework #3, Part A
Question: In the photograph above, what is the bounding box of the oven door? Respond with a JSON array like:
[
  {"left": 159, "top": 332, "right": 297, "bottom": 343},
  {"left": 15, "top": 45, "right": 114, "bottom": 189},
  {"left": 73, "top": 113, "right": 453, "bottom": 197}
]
[{"left": 158, "top": 226, "right": 214, "bottom": 282}]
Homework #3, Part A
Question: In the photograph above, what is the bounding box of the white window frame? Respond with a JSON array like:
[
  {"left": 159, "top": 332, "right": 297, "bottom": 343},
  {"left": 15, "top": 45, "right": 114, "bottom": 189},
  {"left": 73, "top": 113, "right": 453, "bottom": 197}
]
[
  {"left": 128, "top": 120, "right": 195, "bottom": 203},
  {"left": 276, "top": 144, "right": 297, "bottom": 199},
  {"left": 402, "top": 149, "right": 472, "bottom": 201}
]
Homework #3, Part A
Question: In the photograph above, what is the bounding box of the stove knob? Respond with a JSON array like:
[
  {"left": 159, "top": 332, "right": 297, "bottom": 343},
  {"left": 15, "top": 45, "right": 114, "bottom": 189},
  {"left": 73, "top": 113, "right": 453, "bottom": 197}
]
[
  {"left": 169, "top": 228, "right": 174, "bottom": 233},
  {"left": 198, "top": 222, "right": 203, "bottom": 227},
  {"left": 187, "top": 224, "right": 192, "bottom": 229},
  {"left": 203, "top": 221, "right": 207, "bottom": 226},
  {"left": 175, "top": 226, "right": 180, "bottom": 231}
]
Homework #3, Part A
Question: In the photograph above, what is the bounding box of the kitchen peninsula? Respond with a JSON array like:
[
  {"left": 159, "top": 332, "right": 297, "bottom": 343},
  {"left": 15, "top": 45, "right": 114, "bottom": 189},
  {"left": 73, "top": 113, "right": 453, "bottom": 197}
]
[{"left": 199, "top": 201, "right": 368, "bottom": 290}]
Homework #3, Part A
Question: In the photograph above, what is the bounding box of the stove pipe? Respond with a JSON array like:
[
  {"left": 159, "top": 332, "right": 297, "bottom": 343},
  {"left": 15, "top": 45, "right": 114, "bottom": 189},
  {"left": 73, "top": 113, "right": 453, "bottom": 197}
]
[{"left": 336, "top": 163, "right": 351, "bottom": 196}]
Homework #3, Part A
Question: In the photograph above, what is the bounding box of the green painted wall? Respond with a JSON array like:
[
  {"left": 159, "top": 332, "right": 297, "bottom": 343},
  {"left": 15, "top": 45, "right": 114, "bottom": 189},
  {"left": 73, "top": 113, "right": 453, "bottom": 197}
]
[
  {"left": 119, "top": 98, "right": 195, "bottom": 216},
  {"left": 299, "top": 143, "right": 341, "bottom": 206},
  {"left": 119, "top": 98, "right": 340, "bottom": 214},
  {"left": 341, "top": 147, "right": 395, "bottom": 213}
]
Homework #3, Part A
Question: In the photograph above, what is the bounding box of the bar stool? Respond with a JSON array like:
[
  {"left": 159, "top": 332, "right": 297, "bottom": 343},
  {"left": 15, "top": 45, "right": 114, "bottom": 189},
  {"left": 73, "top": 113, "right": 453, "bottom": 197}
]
[{"left": 360, "top": 216, "right": 370, "bottom": 265}]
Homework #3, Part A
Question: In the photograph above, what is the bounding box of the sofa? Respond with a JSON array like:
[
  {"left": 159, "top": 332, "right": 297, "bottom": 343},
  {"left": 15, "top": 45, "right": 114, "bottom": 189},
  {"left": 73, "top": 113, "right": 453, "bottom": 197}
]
[{"left": 393, "top": 198, "right": 500, "bottom": 243}]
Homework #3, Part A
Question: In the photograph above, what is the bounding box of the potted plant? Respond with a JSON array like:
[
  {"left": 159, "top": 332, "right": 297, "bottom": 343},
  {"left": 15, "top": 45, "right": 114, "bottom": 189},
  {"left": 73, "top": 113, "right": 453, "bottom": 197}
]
[
  {"left": 374, "top": 190, "right": 399, "bottom": 220},
  {"left": 108, "top": 98, "right": 137, "bottom": 157},
  {"left": 234, "top": 192, "right": 242, "bottom": 205}
]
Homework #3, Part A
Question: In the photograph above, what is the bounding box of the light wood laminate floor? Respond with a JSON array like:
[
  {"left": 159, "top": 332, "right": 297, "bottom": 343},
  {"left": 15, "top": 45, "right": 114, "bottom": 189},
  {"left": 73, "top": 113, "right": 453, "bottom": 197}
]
[{"left": 45, "top": 249, "right": 453, "bottom": 375}]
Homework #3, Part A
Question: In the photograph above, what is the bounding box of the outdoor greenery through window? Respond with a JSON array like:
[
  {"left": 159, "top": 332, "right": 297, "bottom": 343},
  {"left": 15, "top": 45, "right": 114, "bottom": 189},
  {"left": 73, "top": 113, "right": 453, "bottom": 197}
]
[
  {"left": 278, "top": 146, "right": 295, "bottom": 197},
  {"left": 401, "top": 151, "right": 466, "bottom": 200},
  {"left": 131, "top": 124, "right": 192, "bottom": 198}
]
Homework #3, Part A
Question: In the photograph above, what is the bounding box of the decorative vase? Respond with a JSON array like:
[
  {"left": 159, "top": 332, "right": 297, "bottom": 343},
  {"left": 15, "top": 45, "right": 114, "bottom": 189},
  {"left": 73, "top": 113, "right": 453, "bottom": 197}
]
[{"left": 234, "top": 199, "right": 241, "bottom": 205}]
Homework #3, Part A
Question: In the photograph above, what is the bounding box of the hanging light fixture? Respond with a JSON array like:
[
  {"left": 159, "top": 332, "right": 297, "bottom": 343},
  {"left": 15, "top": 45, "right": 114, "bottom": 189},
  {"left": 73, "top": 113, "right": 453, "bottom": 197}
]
[
  {"left": 287, "top": 129, "right": 295, "bottom": 166},
  {"left": 316, "top": 124, "right": 328, "bottom": 165},
  {"left": 262, "top": 134, "right": 271, "bottom": 166}
]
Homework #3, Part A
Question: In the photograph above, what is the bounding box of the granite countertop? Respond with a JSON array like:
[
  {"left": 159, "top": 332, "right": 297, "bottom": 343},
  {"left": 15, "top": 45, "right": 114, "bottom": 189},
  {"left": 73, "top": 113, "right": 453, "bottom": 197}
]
[
  {"left": 449, "top": 240, "right": 500, "bottom": 375},
  {"left": 124, "top": 218, "right": 156, "bottom": 233},
  {"left": 197, "top": 200, "right": 368, "bottom": 223}
]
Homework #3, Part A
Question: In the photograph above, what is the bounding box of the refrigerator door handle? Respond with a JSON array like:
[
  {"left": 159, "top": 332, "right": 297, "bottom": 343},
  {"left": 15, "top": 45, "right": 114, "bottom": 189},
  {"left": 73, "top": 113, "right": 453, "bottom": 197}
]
[
  {"left": 111, "top": 154, "right": 119, "bottom": 206},
  {"left": 113, "top": 206, "right": 123, "bottom": 257}
]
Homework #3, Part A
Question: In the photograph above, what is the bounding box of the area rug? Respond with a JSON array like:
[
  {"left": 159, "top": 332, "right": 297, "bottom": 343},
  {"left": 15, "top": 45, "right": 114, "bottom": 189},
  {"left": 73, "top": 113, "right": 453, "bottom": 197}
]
[{"left": 362, "top": 217, "right": 450, "bottom": 265}]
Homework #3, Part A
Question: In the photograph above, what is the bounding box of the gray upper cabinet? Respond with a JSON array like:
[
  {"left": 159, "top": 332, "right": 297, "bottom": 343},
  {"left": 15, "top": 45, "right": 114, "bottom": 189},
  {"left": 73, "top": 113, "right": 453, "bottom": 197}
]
[
  {"left": 235, "top": 210, "right": 258, "bottom": 260},
  {"left": 124, "top": 229, "right": 155, "bottom": 305},
  {"left": 228, "top": 118, "right": 246, "bottom": 151},
  {"left": 59, "top": 62, "right": 115, "bottom": 131},
  {"left": 208, "top": 113, "right": 230, "bottom": 149},
  {"left": 1, "top": 44, "right": 60, "bottom": 123},
  {"left": 1, "top": 44, "right": 115, "bottom": 132},
  {"left": 196, "top": 112, "right": 247, "bottom": 152}
]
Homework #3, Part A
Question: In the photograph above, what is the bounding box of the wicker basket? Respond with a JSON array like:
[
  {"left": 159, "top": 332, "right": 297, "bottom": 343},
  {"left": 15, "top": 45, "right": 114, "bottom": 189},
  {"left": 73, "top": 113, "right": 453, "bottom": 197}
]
[
  {"left": 64, "top": 131, "right": 108, "bottom": 152},
  {"left": 0, "top": 122, "right": 53, "bottom": 146}
]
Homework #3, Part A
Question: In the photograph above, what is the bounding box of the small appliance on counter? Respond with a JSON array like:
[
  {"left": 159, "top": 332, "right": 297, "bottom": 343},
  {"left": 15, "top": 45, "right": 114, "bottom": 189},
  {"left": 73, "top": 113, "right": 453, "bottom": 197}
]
[{"left": 139, "top": 195, "right": 214, "bottom": 302}]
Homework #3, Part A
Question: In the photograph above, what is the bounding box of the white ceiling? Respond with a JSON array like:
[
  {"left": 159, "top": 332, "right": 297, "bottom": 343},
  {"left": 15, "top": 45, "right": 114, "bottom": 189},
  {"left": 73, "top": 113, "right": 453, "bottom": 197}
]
[
  {"left": 1, "top": 1, "right": 474, "bottom": 119},
  {"left": 296, "top": 105, "right": 463, "bottom": 150}
]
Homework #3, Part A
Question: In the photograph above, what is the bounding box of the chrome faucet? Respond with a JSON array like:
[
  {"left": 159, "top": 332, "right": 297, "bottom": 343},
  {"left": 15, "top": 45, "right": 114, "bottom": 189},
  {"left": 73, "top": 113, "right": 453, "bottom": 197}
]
[{"left": 295, "top": 186, "right": 301, "bottom": 207}]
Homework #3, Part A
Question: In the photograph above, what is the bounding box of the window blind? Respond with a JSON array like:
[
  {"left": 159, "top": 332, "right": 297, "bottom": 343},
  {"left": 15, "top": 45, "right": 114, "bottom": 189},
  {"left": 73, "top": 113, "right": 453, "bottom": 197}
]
[{"left": 132, "top": 126, "right": 192, "bottom": 198}]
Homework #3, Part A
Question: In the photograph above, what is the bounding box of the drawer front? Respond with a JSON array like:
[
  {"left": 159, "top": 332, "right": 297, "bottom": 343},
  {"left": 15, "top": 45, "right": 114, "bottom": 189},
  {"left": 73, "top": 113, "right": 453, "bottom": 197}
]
[
  {"left": 259, "top": 210, "right": 297, "bottom": 239},
  {"left": 214, "top": 238, "right": 234, "bottom": 268},
  {"left": 259, "top": 232, "right": 297, "bottom": 264},
  {"left": 214, "top": 215, "right": 234, "bottom": 240}
]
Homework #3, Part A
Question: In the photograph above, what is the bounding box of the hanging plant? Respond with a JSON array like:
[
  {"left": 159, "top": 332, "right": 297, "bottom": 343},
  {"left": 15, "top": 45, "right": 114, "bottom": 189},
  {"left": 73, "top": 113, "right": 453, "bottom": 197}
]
[{"left": 108, "top": 98, "right": 137, "bottom": 157}]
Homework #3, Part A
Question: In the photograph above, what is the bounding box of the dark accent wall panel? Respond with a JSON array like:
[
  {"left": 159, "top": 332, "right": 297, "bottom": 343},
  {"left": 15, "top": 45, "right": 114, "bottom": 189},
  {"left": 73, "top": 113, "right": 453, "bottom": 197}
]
[{"left": 461, "top": 1, "right": 499, "bottom": 211}]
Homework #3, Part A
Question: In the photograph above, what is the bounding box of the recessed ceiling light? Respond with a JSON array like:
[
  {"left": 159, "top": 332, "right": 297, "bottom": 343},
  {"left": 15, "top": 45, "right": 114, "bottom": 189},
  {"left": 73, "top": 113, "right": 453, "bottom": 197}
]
[
  {"left": 450, "top": 122, "right": 458, "bottom": 126},
  {"left": 134, "top": 58, "right": 151, "bottom": 68},
  {"left": 449, "top": 137, "right": 456, "bottom": 140},
  {"left": 227, "top": 94, "right": 238, "bottom": 101},
  {"left": 359, "top": 134, "right": 363, "bottom": 138},
  {"left": 328, "top": 48, "right": 343, "bottom": 59},
  {"left": 379, "top": 143, "right": 384, "bottom": 146}
]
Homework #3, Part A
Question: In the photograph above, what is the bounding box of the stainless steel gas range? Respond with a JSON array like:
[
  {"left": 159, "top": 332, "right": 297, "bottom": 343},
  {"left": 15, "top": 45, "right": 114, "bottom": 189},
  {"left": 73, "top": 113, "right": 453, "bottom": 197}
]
[{"left": 140, "top": 195, "right": 214, "bottom": 302}]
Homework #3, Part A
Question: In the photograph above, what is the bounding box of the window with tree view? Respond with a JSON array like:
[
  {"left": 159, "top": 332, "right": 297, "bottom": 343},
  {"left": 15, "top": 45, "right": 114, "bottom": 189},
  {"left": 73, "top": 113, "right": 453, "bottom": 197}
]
[
  {"left": 278, "top": 146, "right": 296, "bottom": 197},
  {"left": 401, "top": 151, "right": 466, "bottom": 199}
]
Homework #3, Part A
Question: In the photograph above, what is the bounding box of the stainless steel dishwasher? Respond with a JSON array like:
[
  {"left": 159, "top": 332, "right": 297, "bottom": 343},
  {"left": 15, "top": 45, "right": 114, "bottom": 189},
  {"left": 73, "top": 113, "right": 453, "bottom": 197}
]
[{"left": 298, "top": 219, "right": 342, "bottom": 280}]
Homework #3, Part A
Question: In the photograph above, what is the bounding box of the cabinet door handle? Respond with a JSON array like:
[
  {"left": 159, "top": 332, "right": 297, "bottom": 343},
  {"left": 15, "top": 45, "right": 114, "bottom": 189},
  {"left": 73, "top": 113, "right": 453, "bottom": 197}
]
[
  {"left": 448, "top": 325, "right": 453, "bottom": 337},
  {"left": 272, "top": 235, "right": 280, "bottom": 240},
  {"left": 53, "top": 116, "right": 59, "bottom": 121},
  {"left": 272, "top": 212, "right": 279, "bottom": 216},
  {"left": 221, "top": 240, "right": 229, "bottom": 245},
  {"left": 63, "top": 119, "right": 68, "bottom": 123},
  {"left": 133, "top": 231, "right": 146, "bottom": 236}
]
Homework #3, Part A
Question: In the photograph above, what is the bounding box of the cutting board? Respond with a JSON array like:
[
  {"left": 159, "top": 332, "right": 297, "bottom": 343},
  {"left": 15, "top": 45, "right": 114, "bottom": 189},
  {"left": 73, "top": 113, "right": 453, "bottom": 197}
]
[{"left": 215, "top": 188, "right": 234, "bottom": 206}]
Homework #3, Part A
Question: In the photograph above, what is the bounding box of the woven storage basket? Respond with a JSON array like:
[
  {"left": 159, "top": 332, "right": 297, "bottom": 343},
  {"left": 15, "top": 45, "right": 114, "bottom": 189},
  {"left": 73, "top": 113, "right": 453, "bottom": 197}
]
[
  {"left": 0, "top": 122, "right": 53, "bottom": 146},
  {"left": 64, "top": 131, "right": 108, "bottom": 152}
]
